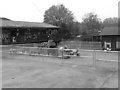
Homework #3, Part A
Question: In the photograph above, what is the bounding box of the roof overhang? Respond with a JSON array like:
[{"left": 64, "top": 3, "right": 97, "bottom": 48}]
[{"left": 0, "top": 19, "right": 59, "bottom": 29}]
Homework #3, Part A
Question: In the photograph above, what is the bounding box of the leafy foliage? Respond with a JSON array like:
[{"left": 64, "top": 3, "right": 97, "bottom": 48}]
[
  {"left": 44, "top": 4, "right": 74, "bottom": 25},
  {"left": 103, "top": 17, "right": 118, "bottom": 27},
  {"left": 44, "top": 4, "right": 77, "bottom": 39},
  {"left": 82, "top": 12, "right": 102, "bottom": 36}
]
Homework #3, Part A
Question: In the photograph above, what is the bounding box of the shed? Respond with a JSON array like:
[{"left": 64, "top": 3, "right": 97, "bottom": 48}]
[
  {"left": 0, "top": 18, "right": 59, "bottom": 44},
  {"left": 100, "top": 26, "right": 120, "bottom": 50}
]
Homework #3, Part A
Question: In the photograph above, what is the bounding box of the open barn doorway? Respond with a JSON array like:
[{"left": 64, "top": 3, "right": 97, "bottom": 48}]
[{"left": 104, "top": 42, "right": 111, "bottom": 49}]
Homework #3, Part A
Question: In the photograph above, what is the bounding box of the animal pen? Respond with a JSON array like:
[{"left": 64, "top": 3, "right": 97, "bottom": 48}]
[{"left": 8, "top": 44, "right": 118, "bottom": 69}]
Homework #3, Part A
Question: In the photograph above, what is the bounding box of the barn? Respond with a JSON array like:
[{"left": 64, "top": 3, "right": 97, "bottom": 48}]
[
  {"left": 100, "top": 25, "right": 120, "bottom": 51},
  {"left": 0, "top": 18, "right": 59, "bottom": 45}
]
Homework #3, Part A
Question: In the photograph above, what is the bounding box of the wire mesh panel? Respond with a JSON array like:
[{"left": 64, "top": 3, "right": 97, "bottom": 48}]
[
  {"left": 78, "top": 49, "right": 93, "bottom": 58},
  {"left": 47, "top": 48, "right": 59, "bottom": 56},
  {"left": 9, "top": 46, "right": 25, "bottom": 54},
  {"left": 59, "top": 41, "right": 102, "bottom": 50},
  {"left": 40, "top": 48, "right": 48, "bottom": 56},
  {"left": 95, "top": 50, "right": 118, "bottom": 69},
  {"left": 95, "top": 50, "right": 118, "bottom": 61},
  {"left": 8, "top": 45, "right": 118, "bottom": 70},
  {"left": 9, "top": 46, "right": 63, "bottom": 57}
]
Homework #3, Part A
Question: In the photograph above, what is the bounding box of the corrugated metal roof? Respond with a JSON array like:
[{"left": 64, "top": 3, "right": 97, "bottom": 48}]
[
  {"left": 100, "top": 26, "right": 119, "bottom": 35},
  {"left": 0, "top": 19, "right": 59, "bottom": 28}
]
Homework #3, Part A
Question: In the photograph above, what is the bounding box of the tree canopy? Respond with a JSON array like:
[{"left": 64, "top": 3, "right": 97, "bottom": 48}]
[
  {"left": 82, "top": 12, "right": 102, "bottom": 36},
  {"left": 44, "top": 4, "right": 118, "bottom": 41},
  {"left": 103, "top": 17, "right": 118, "bottom": 27},
  {"left": 44, "top": 4, "right": 74, "bottom": 25},
  {"left": 44, "top": 4, "right": 77, "bottom": 39}
]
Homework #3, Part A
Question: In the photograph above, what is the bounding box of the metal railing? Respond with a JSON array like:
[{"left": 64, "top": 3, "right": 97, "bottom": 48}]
[
  {"left": 59, "top": 41, "right": 102, "bottom": 50},
  {"left": 9, "top": 45, "right": 118, "bottom": 69},
  {"left": 9, "top": 46, "right": 65, "bottom": 58}
]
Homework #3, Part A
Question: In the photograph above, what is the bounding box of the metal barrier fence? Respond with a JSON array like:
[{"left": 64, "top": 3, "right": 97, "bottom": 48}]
[
  {"left": 9, "top": 46, "right": 118, "bottom": 60},
  {"left": 9, "top": 46, "right": 65, "bottom": 58},
  {"left": 9, "top": 46, "right": 118, "bottom": 69},
  {"left": 11, "top": 41, "right": 102, "bottom": 50},
  {"left": 59, "top": 41, "right": 102, "bottom": 50}
]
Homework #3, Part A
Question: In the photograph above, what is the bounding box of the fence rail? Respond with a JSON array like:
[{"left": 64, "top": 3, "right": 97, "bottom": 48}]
[
  {"left": 7, "top": 45, "right": 118, "bottom": 69},
  {"left": 10, "top": 46, "right": 66, "bottom": 58}
]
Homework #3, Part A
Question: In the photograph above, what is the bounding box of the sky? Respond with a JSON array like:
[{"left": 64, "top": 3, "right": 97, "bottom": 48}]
[{"left": 0, "top": 0, "right": 119, "bottom": 22}]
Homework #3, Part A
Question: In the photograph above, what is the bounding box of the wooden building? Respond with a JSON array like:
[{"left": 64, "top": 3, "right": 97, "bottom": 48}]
[
  {"left": 100, "top": 26, "right": 120, "bottom": 51},
  {"left": 0, "top": 18, "right": 59, "bottom": 45}
]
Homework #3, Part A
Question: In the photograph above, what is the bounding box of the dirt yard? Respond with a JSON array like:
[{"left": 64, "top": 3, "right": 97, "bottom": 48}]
[{"left": 1, "top": 46, "right": 118, "bottom": 88}]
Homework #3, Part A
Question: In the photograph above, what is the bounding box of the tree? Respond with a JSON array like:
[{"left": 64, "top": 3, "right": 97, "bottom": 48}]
[
  {"left": 44, "top": 4, "right": 75, "bottom": 39},
  {"left": 82, "top": 12, "right": 102, "bottom": 36},
  {"left": 79, "top": 23, "right": 88, "bottom": 35},
  {"left": 70, "top": 22, "right": 81, "bottom": 37},
  {"left": 103, "top": 17, "right": 118, "bottom": 27}
]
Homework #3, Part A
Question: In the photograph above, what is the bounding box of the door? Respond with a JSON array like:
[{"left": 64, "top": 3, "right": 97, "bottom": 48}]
[{"left": 104, "top": 42, "right": 111, "bottom": 49}]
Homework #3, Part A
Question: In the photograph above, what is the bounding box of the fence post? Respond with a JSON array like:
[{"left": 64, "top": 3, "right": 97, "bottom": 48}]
[
  {"left": 93, "top": 49, "right": 96, "bottom": 67},
  {"left": 61, "top": 49, "right": 64, "bottom": 60},
  {"left": 57, "top": 48, "right": 59, "bottom": 57}
]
